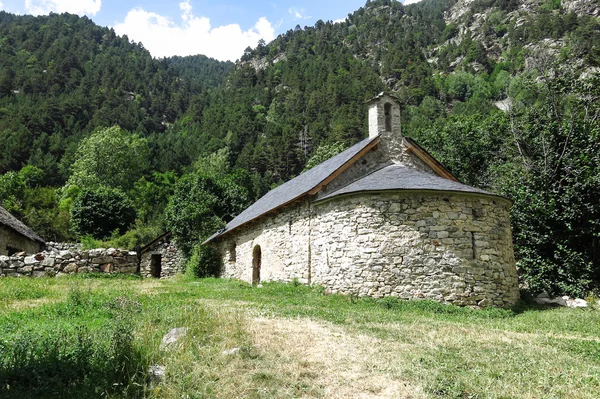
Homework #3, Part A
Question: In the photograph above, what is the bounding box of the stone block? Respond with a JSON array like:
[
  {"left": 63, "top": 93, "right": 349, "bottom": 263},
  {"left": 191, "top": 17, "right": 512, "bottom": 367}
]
[
  {"left": 63, "top": 263, "right": 78, "bottom": 273},
  {"left": 41, "top": 257, "right": 55, "bottom": 267},
  {"left": 100, "top": 263, "right": 114, "bottom": 273},
  {"left": 24, "top": 256, "right": 38, "bottom": 265},
  {"left": 119, "top": 266, "right": 138, "bottom": 274},
  {"left": 91, "top": 257, "right": 113, "bottom": 264}
]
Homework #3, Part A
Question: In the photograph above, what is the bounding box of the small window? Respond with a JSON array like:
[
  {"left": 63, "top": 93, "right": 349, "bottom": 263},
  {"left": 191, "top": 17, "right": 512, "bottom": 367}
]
[
  {"left": 384, "top": 103, "right": 392, "bottom": 132},
  {"left": 229, "top": 243, "right": 236, "bottom": 263}
]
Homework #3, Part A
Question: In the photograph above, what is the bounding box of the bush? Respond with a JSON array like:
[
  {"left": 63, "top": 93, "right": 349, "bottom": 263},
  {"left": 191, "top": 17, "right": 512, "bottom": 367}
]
[
  {"left": 186, "top": 244, "right": 222, "bottom": 278},
  {"left": 70, "top": 187, "right": 136, "bottom": 239}
]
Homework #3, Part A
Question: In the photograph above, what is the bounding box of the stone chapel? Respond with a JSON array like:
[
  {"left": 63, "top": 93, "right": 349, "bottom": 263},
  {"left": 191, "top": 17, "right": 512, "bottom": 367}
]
[{"left": 206, "top": 93, "right": 519, "bottom": 307}]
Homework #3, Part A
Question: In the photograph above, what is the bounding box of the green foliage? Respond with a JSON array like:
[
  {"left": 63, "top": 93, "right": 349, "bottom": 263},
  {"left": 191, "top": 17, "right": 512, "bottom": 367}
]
[
  {"left": 186, "top": 244, "right": 222, "bottom": 278},
  {"left": 130, "top": 171, "right": 177, "bottom": 225},
  {"left": 70, "top": 187, "right": 136, "bottom": 239},
  {"left": 302, "top": 142, "right": 347, "bottom": 172},
  {"left": 0, "top": 291, "right": 145, "bottom": 398},
  {"left": 102, "top": 223, "right": 163, "bottom": 251},
  {"left": 493, "top": 75, "right": 600, "bottom": 296},
  {"left": 0, "top": 171, "right": 25, "bottom": 214},
  {"left": 165, "top": 149, "right": 253, "bottom": 255},
  {"left": 66, "top": 126, "right": 149, "bottom": 191}
]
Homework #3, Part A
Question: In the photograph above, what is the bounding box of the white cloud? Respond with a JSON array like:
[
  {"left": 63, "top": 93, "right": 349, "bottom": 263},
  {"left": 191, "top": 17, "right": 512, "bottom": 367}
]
[
  {"left": 333, "top": 18, "right": 347, "bottom": 24},
  {"left": 288, "top": 7, "right": 311, "bottom": 20},
  {"left": 114, "top": 1, "right": 275, "bottom": 61},
  {"left": 403, "top": 0, "right": 423, "bottom": 4},
  {"left": 0, "top": 2, "right": 3, "bottom": 9},
  {"left": 25, "top": 0, "right": 102, "bottom": 16}
]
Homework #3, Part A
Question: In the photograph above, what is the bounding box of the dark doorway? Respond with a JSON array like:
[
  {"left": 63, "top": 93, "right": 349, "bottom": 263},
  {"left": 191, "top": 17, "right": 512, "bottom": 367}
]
[
  {"left": 252, "top": 245, "right": 261, "bottom": 285},
  {"left": 150, "top": 254, "right": 162, "bottom": 278},
  {"left": 6, "top": 246, "right": 21, "bottom": 256}
]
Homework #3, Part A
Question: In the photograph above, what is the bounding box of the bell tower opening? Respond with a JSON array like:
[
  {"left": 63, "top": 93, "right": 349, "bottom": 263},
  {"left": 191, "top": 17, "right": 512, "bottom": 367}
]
[{"left": 384, "top": 102, "right": 392, "bottom": 132}]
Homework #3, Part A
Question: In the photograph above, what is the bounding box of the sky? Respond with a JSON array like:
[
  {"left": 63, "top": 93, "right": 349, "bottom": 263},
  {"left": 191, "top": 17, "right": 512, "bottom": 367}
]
[{"left": 0, "top": 0, "right": 421, "bottom": 61}]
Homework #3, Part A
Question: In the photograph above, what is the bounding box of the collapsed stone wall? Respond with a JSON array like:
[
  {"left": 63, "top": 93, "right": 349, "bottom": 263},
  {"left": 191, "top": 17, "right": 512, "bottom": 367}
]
[
  {"left": 216, "top": 191, "right": 519, "bottom": 308},
  {"left": 140, "top": 236, "right": 185, "bottom": 278},
  {"left": 0, "top": 247, "right": 138, "bottom": 278}
]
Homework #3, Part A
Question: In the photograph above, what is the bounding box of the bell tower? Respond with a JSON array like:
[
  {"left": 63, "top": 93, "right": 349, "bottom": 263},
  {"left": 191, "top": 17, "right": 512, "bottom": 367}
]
[{"left": 367, "top": 92, "right": 403, "bottom": 162}]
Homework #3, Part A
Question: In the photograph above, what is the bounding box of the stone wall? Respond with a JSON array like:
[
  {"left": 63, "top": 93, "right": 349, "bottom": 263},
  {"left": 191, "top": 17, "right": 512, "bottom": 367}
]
[
  {"left": 0, "top": 226, "right": 44, "bottom": 256},
  {"left": 310, "top": 192, "right": 518, "bottom": 307},
  {"left": 0, "top": 247, "right": 138, "bottom": 277},
  {"left": 217, "top": 199, "right": 313, "bottom": 284},
  {"left": 140, "top": 236, "right": 185, "bottom": 278},
  {"left": 216, "top": 191, "right": 519, "bottom": 307}
]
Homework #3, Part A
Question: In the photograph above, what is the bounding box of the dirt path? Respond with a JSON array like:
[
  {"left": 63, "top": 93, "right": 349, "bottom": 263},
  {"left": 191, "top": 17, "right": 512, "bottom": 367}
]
[{"left": 246, "top": 316, "right": 425, "bottom": 399}]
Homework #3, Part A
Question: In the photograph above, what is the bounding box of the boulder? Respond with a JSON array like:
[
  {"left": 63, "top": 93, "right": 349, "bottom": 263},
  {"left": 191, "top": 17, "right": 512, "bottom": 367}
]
[
  {"left": 147, "top": 365, "right": 166, "bottom": 382},
  {"left": 160, "top": 327, "right": 188, "bottom": 350},
  {"left": 563, "top": 297, "right": 588, "bottom": 308}
]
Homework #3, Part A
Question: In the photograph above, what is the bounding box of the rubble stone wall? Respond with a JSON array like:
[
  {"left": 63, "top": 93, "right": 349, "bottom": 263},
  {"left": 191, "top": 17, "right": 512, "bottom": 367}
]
[
  {"left": 216, "top": 191, "right": 519, "bottom": 307},
  {"left": 0, "top": 247, "right": 138, "bottom": 278},
  {"left": 217, "top": 199, "right": 312, "bottom": 284},
  {"left": 310, "top": 192, "right": 519, "bottom": 308},
  {"left": 140, "top": 236, "right": 185, "bottom": 278}
]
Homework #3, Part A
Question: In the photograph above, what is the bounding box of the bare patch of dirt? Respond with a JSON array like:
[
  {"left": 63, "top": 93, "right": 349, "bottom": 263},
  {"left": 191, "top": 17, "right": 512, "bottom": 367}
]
[
  {"left": 6, "top": 297, "right": 58, "bottom": 310},
  {"left": 247, "top": 317, "right": 425, "bottom": 399}
]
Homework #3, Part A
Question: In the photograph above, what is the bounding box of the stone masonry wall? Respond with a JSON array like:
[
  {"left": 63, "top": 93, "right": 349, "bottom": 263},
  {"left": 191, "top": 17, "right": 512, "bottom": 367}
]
[
  {"left": 217, "top": 191, "right": 519, "bottom": 307},
  {"left": 140, "top": 236, "right": 185, "bottom": 278},
  {"left": 217, "top": 199, "right": 312, "bottom": 284},
  {"left": 310, "top": 192, "right": 519, "bottom": 307},
  {"left": 0, "top": 247, "right": 138, "bottom": 278},
  {"left": 0, "top": 226, "right": 43, "bottom": 256}
]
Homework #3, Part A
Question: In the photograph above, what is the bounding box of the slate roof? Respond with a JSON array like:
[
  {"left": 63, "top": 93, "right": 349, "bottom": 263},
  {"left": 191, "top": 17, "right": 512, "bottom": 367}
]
[
  {"left": 205, "top": 134, "right": 506, "bottom": 244},
  {"left": 205, "top": 135, "right": 379, "bottom": 243},
  {"left": 318, "top": 164, "right": 502, "bottom": 201},
  {"left": 0, "top": 206, "right": 45, "bottom": 244}
]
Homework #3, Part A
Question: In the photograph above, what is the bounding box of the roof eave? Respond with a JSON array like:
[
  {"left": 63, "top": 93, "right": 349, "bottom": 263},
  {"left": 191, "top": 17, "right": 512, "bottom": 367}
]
[
  {"left": 204, "top": 136, "right": 381, "bottom": 244},
  {"left": 315, "top": 188, "right": 514, "bottom": 205}
]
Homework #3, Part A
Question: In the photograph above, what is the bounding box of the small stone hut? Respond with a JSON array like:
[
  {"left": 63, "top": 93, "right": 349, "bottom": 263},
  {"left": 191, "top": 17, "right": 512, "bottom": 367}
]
[
  {"left": 0, "top": 206, "right": 45, "bottom": 255},
  {"left": 140, "top": 233, "right": 185, "bottom": 278},
  {"left": 206, "top": 93, "right": 519, "bottom": 307}
]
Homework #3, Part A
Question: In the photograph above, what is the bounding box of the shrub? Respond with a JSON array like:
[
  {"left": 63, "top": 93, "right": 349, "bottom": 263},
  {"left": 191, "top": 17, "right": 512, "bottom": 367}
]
[{"left": 186, "top": 244, "right": 222, "bottom": 278}]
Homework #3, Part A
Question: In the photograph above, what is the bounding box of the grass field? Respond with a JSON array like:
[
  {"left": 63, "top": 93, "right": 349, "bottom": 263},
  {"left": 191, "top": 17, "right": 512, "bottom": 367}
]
[{"left": 0, "top": 275, "right": 599, "bottom": 399}]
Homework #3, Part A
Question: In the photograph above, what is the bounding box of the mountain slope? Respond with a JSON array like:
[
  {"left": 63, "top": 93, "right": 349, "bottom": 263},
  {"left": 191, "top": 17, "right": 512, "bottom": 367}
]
[{"left": 0, "top": 11, "right": 231, "bottom": 182}]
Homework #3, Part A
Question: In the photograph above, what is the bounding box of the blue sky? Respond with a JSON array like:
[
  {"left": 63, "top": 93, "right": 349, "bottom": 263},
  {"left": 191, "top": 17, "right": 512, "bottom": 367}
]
[{"left": 0, "top": 1, "right": 417, "bottom": 61}]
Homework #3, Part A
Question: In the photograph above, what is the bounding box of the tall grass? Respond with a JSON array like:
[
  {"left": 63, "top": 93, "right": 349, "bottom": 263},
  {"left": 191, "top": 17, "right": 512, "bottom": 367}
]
[{"left": 0, "top": 289, "right": 147, "bottom": 398}]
